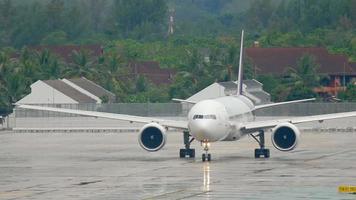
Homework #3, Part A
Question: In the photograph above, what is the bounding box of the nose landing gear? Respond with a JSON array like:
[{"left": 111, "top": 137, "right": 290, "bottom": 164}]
[{"left": 202, "top": 142, "right": 211, "bottom": 162}]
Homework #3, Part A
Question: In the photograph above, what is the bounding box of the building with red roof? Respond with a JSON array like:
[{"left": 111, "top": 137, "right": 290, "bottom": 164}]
[
  {"left": 128, "top": 61, "right": 176, "bottom": 85},
  {"left": 245, "top": 47, "right": 356, "bottom": 96}
]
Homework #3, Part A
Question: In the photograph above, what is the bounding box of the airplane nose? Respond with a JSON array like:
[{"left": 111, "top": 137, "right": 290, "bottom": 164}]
[{"left": 190, "top": 121, "right": 220, "bottom": 142}]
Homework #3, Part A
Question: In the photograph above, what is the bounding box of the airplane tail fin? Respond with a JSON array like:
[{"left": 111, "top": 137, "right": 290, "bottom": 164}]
[{"left": 237, "top": 30, "right": 244, "bottom": 96}]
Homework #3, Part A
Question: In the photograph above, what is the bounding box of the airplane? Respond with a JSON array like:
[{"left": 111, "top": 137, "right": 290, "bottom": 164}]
[{"left": 18, "top": 30, "right": 356, "bottom": 162}]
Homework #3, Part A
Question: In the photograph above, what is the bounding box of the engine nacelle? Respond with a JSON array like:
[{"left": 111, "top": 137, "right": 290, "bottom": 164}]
[
  {"left": 271, "top": 122, "right": 300, "bottom": 151},
  {"left": 138, "top": 123, "right": 167, "bottom": 152}
]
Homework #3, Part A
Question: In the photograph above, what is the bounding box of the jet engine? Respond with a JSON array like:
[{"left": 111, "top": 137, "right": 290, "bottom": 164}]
[
  {"left": 138, "top": 123, "right": 167, "bottom": 152},
  {"left": 271, "top": 123, "right": 300, "bottom": 151}
]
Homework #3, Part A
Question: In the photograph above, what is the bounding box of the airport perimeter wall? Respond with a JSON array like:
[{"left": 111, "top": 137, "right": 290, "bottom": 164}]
[{"left": 7, "top": 102, "right": 356, "bottom": 132}]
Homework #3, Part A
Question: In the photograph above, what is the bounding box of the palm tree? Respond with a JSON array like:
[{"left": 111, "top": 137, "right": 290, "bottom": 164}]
[
  {"left": 35, "top": 49, "right": 62, "bottom": 79},
  {"left": 284, "top": 54, "right": 320, "bottom": 100},
  {"left": 285, "top": 54, "right": 320, "bottom": 88},
  {"left": 63, "top": 50, "right": 100, "bottom": 79},
  {"left": 178, "top": 49, "right": 210, "bottom": 85}
]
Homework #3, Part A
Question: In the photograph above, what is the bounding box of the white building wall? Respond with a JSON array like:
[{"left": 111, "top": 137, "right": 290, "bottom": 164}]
[
  {"left": 187, "top": 82, "right": 251, "bottom": 102},
  {"left": 62, "top": 79, "right": 101, "bottom": 103},
  {"left": 17, "top": 80, "right": 78, "bottom": 104},
  {"left": 187, "top": 83, "right": 225, "bottom": 102}
]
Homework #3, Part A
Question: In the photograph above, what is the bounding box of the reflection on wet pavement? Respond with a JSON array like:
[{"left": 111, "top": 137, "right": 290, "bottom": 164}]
[{"left": 0, "top": 131, "right": 356, "bottom": 199}]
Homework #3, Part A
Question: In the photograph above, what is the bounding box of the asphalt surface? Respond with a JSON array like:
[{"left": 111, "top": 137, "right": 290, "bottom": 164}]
[{"left": 0, "top": 130, "right": 356, "bottom": 199}]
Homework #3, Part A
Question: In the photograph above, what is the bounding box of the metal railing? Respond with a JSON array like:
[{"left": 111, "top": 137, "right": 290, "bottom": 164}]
[
  {"left": 14, "top": 103, "right": 186, "bottom": 118},
  {"left": 9, "top": 102, "right": 356, "bottom": 131},
  {"left": 13, "top": 102, "right": 356, "bottom": 118}
]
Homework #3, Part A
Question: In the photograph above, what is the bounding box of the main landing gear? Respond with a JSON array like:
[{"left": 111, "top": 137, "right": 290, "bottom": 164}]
[
  {"left": 251, "top": 130, "right": 270, "bottom": 158},
  {"left": 202, "top": 142, "right": 211, "bottom": 162},
  {"left": 179, "top": 131, "right": 195, "bottom": 158}
]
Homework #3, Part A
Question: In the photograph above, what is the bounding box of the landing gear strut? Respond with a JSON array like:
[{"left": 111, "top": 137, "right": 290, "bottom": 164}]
[
  {"left": 179, "top": 131, "right": 195, "bottom": 158},
  {"left": 202, "top": 142, "right": 211, "bottom": 162},
  {"left": 251, "top": 130, "right": 270, "bottom": 158}
]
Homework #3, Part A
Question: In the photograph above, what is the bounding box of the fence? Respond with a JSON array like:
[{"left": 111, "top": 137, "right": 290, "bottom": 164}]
[
  {"left": 14, "top": 103, "right": 186, "bottom": 118},
  {"left": 14, "top": 102, "right": 356, "bottom": 118},
  {"left": 9, "top": 102, "right": 356, "bottom": 131},
  {"left": 254, "top": 102, "right": 356, "bottom": 116}
]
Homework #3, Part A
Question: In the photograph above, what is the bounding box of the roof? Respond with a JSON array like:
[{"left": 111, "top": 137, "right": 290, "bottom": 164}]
[
  {"left": 218, "top": 81, "right": 237, "bottom": 90},
  {"left": 245, "top": 47, "right": 355, "bottom": 76},
  {"left": 44, "top": 80, "right": 97, "bottom": 103},
  {"left": 31, "top": 45, "right": 103, "bottom": 63},
  {"left": 218, "top": 80, "right": 262, "bottom": 90},
  {"left": 187, "top": 80, "right": 270, "bottom": 104},
  {"left": 243, "top": 79, "right": 263, "bottom": 89},
  {"left": 68, "top": 77, "right": 115, "bottom": 101},
  {"left": 129, "top": 61, "right": 176, "bottom": 85},
  {"left": 248, "top": 91, "right": 271, "bottom": 102}
]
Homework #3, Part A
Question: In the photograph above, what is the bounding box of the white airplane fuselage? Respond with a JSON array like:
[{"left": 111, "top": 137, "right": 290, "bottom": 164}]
[{"left": 188, "top": 95, "right": 255, "bottom": 143}]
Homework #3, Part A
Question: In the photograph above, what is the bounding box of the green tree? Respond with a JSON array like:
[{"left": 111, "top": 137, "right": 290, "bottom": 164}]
[
  {"left": 41, "top": 31, "right": 68, "bottom": 45},
  {"left": 246, "top": 0, "right": 274, "bottom": 30},
  {"left": 286, "top": 54, "right": 320, "bottom": 88},
  {"left": 339, "top": 84, "right": 356, "bottom": 102},
  {"left": 0, "top": 0, "right": 15, "bottom": 46},
  {"left": 284, "top": 54, "right": 320, "bottom": 100},
  {"left": 88, "top": 0, "right": 107, "bottom": 33},
  {"left": 63, "top": 1, "right": 90, "bottom": 40},
  {"left": 112, "top": 0, "right": 167, "bottom": 38},
  {"left": 257, "top": 74, "right": 280, "bottom": 94},
  {"left": 35, "top": 49, "right": 62, "bottom": 79},
  {"left": 136, "top": 75, "right": 148, "bottom": 93},
  {"left": 64, "top": 50, "right": 99, "bottom": 79},
  {"left": 46, "top": 0, "right": 65, "bottom": 31}
]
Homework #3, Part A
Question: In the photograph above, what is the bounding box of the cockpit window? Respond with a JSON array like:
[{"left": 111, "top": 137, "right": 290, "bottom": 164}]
[
  {"left": 193, "top": 115, "right": 216, "bottom": 120},
  {"left": 193, "top": 115, "right": 203, "bottom": 119}
]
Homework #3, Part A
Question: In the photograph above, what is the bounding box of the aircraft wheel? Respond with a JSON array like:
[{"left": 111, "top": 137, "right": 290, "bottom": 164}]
[
  {"left": 264, "top": 149, "right": 270, "bottom": 158},
  {"left": 179, "top": 149, "right": 186, "bottom": 158},
  {"left": 188, "top": 149, "right": 195, "bottom": 158},
  {"left": 255, "top": 149, "right": 270, "bottom": 158},
  {"left": 180, "top": 149, "right": 195, "bottom": 158}
]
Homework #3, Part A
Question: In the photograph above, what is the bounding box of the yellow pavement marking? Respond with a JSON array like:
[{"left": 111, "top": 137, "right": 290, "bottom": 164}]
[{"left": 338, "top": 185, "right": 356, "bottom": 194}]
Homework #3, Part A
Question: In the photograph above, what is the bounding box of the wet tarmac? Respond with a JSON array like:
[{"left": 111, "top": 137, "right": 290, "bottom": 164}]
[{"left": 0, "top": 130, "right": 356, "bottom": 199}]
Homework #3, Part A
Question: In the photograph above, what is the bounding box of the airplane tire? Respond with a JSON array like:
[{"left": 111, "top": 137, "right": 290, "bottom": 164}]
[
  {"left": 179, "top": 149, "right": 186, "bottom": 158},
  {"left": 207, "top": 154, "right": 211, "bottom": 161},
  {"left": 264, "top": 149, "right": 270, "bottom": 158},
  {"left": 180, "top": 149, "right": 195, "bottom": 158},
  {"left": 188, "top": 149, "right": 195, "bottom": 158},
  {"left": 254, "top": 149, "right": 260, "bottom": 158},
  {"left": 202, "top": 153, "right": 206, "bottom": 162},
  {"left": 255, "top": 149, "right": 270, "bottom": 158}
]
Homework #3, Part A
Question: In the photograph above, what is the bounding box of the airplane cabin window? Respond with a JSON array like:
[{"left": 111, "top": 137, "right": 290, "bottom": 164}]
[
  {"left": 206, "top": 115, "right": 217, "bottom": 119},
  {"left": 193, "top": 115, "right": 216, "bottom": 120}
]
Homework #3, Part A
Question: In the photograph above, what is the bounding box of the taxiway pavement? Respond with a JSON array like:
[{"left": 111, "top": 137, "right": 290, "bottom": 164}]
[{"left": 0, "top": 131, "right": 356, "bottom": 199}]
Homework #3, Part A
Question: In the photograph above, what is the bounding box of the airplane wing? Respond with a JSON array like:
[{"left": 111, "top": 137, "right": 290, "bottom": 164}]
[
  {"left": 17, "top": 104, "right": 188, "bottom": 130},
  {"left": 253, "top": 98, "right": 316, "bottom": 111},
  {"left": 241, "top": 111, "right": 356, "bottom": 132}
]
